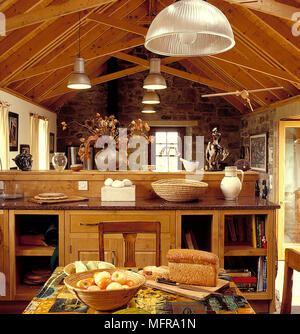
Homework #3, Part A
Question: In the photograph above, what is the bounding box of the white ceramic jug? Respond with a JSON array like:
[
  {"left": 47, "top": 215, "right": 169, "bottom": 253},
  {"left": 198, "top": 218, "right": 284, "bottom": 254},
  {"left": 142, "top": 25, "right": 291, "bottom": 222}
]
[{"left": 220, "top": 166, "right": 244, "bottom": 200}]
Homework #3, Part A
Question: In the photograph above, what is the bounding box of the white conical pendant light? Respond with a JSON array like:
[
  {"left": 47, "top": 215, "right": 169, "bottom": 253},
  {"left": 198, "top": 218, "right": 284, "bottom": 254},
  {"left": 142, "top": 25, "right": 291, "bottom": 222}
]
[
  {"left": 68, "top": 13, "right": 91, "bottom": 90},
  {"left": 144, "top": 0, "right": 235, "bottom": 57},
  {"left": 143, "top": 58, "right": 167, "bottom": 90},
  {"left": 142, "top": 104, "right": 156, "bottom": 113},
  {"left": 142, "top": 90, "right": 160, "bottom": 104}
]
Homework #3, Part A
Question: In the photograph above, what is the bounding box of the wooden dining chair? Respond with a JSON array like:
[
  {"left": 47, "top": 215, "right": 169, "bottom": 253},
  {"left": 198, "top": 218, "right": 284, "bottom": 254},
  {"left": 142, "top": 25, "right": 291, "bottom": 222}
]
[
  {"left": 98, "top": 221, "right": 161, "bottom": 267},
  {"left": 280, "top": 248, "right": 300, "bottom": 314}
]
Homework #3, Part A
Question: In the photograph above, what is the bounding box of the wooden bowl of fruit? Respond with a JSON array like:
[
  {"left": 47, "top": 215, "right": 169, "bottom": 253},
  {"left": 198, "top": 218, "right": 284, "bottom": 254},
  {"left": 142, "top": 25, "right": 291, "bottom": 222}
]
[{"left": 64, "top": 268, "right": 146, "bottom": 311}]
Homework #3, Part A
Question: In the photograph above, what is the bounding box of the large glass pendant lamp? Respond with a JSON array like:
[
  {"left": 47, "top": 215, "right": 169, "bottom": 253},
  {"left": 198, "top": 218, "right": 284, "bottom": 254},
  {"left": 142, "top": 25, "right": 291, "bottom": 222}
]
[
  {"left": 142, "top": 90, "right": 160, "bottom": 104},
  {"left": 144, "top": 0, "right": 235, "bottom": 57},
  {"left": 143, "top": 58, "right": 167, "bottom": 90},
  {"left": 68, "top": 13, "right": 91, "bottom": 90}
]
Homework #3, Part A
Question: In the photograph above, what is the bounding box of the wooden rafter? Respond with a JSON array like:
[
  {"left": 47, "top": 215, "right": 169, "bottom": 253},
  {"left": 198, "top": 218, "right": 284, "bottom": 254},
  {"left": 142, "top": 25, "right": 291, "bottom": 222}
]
[
  {"left": 5, "top": 0, "right": 117, "bottom": 32},
  {"left": 114, "top": 52, "right": 238, "bottom": 92},
  {"left": 32, "top": 0, "right": 149, "bottom": 101},
  {"left": 221, "top": 0, "right": 300, "bottom": 21},
  {"left": 210, "top": 0, "right": 300, "bottom": 85},
  {"left": 10, "top": 36, "right": 145, "bottom": 82},
  {"left": 87, "top": 13, "right": 148, "bottom": 36}
]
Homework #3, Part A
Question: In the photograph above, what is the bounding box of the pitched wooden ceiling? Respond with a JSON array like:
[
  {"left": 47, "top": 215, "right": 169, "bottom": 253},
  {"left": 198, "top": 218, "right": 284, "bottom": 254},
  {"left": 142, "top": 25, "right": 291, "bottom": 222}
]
[{"left": 1, "top": 0, "right": 300, "bottom": 114}]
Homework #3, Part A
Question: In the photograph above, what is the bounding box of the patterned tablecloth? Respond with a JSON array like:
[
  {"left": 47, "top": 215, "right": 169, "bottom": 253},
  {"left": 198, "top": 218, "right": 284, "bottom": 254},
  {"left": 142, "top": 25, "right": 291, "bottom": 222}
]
[{"left": 23, "top": 267, "right": 255, "bottom": 315}]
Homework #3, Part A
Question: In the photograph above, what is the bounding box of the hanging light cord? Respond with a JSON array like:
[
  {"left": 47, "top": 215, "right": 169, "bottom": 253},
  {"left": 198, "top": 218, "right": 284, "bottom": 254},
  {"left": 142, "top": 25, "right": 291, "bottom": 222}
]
[{"left": 78, "top": 12, "right": 81, "bottom": 58}]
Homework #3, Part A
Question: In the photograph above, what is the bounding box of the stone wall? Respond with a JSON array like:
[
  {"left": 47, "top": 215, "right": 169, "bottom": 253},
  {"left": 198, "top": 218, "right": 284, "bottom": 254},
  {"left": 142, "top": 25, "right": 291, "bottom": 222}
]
[
  {"left": 56, "top": 82, "right": 108, "bottom": 151},
  {"left": 240, "top": 109, "right": 276, "bottom": 201}
]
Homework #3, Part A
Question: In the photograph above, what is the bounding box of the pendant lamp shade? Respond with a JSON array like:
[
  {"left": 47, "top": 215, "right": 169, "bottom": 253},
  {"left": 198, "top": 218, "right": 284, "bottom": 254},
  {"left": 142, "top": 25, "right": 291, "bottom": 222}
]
[
  {"left": 142, "top": 105, "right": 156, "bottom": 113},
  {"left": 144, "top": 0, "right": 235, "bottom": 57},
  {"left": 68, "top": 58, "right": 91, "bottom": 90},
  {"left": 143, "top": 58, "right": 167, "bottom": 90},
  {"left": 142, "top": 90, "right": 160, "bottom": 104}
]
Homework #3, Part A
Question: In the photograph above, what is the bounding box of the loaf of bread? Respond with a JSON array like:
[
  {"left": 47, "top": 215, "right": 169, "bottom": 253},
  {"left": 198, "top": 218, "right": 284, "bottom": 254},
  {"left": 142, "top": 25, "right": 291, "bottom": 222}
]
[
  {"left": 140, "top": 266, "right": 169, "bottom": 281},
  {"left": 167, "top": 249, "right": 219, "bottom": 287}
]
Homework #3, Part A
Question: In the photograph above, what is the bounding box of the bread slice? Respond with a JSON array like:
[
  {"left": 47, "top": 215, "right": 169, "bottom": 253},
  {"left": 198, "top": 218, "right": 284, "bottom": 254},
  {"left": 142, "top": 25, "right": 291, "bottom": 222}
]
[{"left": 141, "top": 266, "right": 169, "bottom": 281}]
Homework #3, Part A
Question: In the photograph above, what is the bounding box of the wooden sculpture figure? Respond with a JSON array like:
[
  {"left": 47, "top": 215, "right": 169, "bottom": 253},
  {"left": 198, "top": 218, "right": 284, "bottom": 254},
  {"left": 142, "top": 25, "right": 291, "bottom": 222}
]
[{"left": 206, "top": 127, "right": 229, "bottom": 170}]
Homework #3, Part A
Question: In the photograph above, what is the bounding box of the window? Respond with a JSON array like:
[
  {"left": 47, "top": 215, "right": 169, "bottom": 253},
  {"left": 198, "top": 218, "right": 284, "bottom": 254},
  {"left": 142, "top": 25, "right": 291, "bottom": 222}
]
[
  {"left": 30, "top": 114, "right": 49, "bottom": 170},
  {"left": 151, "top": 128, "right": 184, "bottom": 172}
]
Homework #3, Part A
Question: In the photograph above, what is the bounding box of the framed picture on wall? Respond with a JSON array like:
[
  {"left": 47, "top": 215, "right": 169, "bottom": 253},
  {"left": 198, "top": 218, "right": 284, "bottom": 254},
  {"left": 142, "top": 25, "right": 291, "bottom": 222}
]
[
  {"left": 50, "top": 132, "right": 55, "bottom": 153},
  {"left": 8, "top": 112, "right": 19, "bottom": 151},
  {"left": 250, "top": 133, "right": 268, "bottom": 172}
]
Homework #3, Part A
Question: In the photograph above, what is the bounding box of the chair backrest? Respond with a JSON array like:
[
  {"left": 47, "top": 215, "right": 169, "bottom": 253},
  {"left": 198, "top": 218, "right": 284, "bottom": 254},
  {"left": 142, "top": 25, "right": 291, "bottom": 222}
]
[
  {"left": 280, "top": 248, "right": 300, "bottom": 314},
  {"left": 98, "top": 221, "right": 161, "bottom": 267}
]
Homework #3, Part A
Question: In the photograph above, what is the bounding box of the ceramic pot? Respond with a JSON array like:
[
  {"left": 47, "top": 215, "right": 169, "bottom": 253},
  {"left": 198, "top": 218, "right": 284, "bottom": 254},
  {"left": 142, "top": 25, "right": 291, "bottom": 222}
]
[{"left": 220, "top": 166, "right": 244, "bottom": 200}]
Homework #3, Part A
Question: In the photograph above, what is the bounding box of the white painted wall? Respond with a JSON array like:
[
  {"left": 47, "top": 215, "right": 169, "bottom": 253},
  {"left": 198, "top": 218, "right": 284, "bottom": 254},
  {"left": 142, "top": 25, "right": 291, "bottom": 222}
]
[{"left": 0, "top": 89, "right": 57, "bottom": 169}]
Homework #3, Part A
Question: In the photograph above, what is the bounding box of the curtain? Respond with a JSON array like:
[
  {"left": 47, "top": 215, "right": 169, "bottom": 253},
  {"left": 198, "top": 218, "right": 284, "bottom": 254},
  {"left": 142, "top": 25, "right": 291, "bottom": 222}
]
[
  {"left": 30, "top": 114, "right": 49, "bottom": 170},
  {"left": 0, "top": 104, "right": 9, "bottom": 170}
]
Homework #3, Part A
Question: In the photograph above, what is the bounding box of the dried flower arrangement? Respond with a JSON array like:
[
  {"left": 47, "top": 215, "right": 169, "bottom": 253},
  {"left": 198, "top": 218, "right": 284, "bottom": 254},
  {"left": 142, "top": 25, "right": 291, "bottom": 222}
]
[{"left": 61, "top": 114, "right": 151, "bottom": 162}]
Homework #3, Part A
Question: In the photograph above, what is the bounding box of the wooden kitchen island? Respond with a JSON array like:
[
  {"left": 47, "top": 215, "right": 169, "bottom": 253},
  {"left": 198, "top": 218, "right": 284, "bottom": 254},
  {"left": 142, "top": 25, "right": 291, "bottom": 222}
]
[{"left": 0, "top": 170, "right": 279, "bottom": 313}]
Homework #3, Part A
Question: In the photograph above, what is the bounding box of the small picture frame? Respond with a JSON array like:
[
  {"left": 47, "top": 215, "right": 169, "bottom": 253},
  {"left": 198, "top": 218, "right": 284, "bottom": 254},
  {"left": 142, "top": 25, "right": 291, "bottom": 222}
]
[
  {"left": 8, "top": 112, "right": 19, "bottom": 151},
  {"left": 50, "top": 132, "right": 55, "bottom": 153},
  {"left": 20, "top": 144, "right": 30, "bottom": 154},
  {"left": 250, "top": 133, "right": 268, "bottom": 172}
]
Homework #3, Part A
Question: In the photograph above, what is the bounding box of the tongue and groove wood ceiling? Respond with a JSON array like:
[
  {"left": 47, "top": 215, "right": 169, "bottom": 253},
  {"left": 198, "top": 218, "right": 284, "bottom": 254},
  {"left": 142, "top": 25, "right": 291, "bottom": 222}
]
[{"left": 1, "top": 0, "right": 300, "bottom": 114}]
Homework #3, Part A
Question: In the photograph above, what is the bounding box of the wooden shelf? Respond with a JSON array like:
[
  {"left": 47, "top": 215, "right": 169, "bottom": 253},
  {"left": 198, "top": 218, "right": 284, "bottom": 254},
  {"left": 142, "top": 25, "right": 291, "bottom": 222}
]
[
  {"left": 224, "top": 245, "right": 267, "bottom": 257},
  {"left": 16, "top": 245, "right": 55, "bottom": 256}
]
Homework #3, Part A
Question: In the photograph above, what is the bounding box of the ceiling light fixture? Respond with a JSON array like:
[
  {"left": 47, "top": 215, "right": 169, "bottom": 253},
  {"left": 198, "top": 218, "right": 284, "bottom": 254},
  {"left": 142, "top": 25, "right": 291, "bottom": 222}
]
[
  {"left": 68, "top": 13, "right": 91, "bottom": 90},
  {"left": 142, "top": 90, "right": 160, "bottom": 104},
  {"left": 142, "top": 105, "right": 156, "bottom": 113},
  {"left": 144, "top": 0, "right": 235, "bottom": 57},
  {"left": 143, "top": 58, "right": 167, "bottom": 90}
]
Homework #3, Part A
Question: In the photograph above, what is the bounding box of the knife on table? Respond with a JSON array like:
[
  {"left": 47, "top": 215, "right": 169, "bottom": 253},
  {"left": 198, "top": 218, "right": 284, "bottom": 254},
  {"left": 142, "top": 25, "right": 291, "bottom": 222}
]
[{"left": 156, "top": 278, "right": 224, "bottom": 296}]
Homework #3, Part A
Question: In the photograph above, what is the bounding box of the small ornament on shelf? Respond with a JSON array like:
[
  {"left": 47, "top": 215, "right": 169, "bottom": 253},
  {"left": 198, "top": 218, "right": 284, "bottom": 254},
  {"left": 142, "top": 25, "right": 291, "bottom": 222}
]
[
  {"left": 255, "top": 180, "right": 260, "bottom": 198},
  {"left": 262, "top": 180, "right": 268, "bottom": 199}
]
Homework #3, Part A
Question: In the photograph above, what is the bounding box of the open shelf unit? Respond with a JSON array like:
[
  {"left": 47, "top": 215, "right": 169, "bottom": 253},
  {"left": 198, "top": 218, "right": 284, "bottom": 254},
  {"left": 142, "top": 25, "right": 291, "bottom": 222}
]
[
  {"left": 176, "top": 209, "right": 275, "bottom": 313},
  {"left": 9, "top": 210, "right": 64, "bottom": 300}
]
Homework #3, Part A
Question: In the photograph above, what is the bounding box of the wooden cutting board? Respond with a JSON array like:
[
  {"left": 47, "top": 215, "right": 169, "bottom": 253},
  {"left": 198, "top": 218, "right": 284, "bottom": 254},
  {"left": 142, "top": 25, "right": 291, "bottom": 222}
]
[
  {"left": 28, "top": 196, "right": 88, "bottom": 204},
  {"left": 145, "top": 279, "right": 229, "bottom": 301}
]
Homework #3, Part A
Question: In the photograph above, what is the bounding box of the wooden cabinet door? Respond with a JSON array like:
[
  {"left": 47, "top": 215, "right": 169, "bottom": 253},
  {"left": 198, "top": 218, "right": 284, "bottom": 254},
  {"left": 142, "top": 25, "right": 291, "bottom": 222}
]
[
  {"left": 65, "top": 210, "right": 176, "bottom": 267},
  {"left": 0, "top": 210, "right": 9, "bottom": 300},
  {"left": 66, "top": 234, "right": 123, "bottom": 266}
]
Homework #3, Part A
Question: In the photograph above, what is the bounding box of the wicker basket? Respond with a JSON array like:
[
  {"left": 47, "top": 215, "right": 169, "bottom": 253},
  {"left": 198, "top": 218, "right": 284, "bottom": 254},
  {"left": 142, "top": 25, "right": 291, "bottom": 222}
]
[
  {"left": 152, "top": 179, "right": 208, "bottom": 202},
  {"left": 64, "top": 268, "right": 145, "bottom": 311}
]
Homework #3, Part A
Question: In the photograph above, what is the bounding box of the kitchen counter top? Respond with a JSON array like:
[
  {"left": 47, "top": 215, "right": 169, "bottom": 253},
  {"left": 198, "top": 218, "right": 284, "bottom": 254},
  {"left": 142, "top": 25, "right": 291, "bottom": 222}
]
[{"left": 0, "top": 196, "right": 280, "bottom": 211}]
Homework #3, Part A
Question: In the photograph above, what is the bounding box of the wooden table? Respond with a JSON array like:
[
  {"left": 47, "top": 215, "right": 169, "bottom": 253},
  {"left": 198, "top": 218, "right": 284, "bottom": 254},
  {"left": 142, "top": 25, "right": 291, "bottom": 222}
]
[{"left": 23, "top": 267, "right": 255, "bottom": 315}]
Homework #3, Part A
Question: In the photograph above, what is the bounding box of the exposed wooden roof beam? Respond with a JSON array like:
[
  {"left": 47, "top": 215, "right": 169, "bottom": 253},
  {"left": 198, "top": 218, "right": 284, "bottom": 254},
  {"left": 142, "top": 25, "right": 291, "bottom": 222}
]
[
  {"left": 181, "top": 58, "right": 248, "bottom": 113},
  {"left": 11, "top": 36, "right": 145, "bottom": 82},
  {"left": 5, "top": 0, "right": 117, "bottom": 32},
  {"left": 113, "top": 52, "right": 238, "bottom": 92},
  {"left": 87, "top": 13, "right": 148, "bottom": 36},
  {"left": 252, "top": 94, "right": 300, "bottom": 114},
  {"left": 23, "top": 0, "right": 149, "bottom": 101},
  {"left": 220, "top": 0, "right": 299, "bottom": 21},
  {"left": 210, "top": 0, "right": 300, "bottom": 84},
  {"left": 207, "top": 54, "right": 300, "bottom": 86}
]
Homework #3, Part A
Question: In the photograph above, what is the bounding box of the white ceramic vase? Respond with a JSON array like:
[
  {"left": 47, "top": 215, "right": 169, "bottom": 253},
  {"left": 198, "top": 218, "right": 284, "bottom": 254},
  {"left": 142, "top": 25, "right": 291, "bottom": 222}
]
[{"left": 220, "top": 166, "right": 244, "bottom": 200}]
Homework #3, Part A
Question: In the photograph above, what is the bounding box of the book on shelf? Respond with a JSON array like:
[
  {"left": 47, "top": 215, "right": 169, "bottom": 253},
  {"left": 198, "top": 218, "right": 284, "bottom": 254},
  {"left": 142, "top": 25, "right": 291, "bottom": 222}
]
[
  {"left": 224, "top": 269, "right": 252, "bottom": 277},
  {"left": 225, "top": 215, "right": 266, "bottom": 248},
  {"left": 183, "top": 230, "right": 199, "bottom": 250},
  {"left": 256, "top": 256, "right": 267, "bottom": 292}
]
